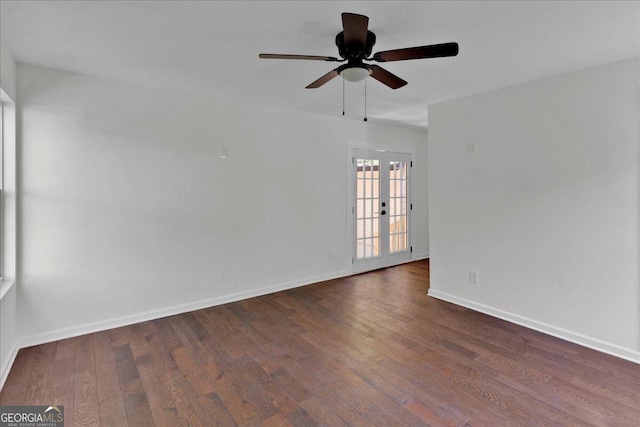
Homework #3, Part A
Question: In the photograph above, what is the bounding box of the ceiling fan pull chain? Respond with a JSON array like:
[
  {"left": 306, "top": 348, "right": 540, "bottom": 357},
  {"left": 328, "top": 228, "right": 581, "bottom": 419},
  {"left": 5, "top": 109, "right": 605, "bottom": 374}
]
[
  {"left": 364, "top": 78, "right": 368, "bottom": 122},
  {"left": 342, "top": 77, "right": 345, "bottom": 116}
]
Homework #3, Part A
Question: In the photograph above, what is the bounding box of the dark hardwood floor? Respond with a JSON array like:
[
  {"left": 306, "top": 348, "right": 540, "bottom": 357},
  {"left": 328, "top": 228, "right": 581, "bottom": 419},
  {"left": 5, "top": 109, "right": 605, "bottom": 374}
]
[{"left": 2, "top": 259, "right": 639, "bottom": 426}]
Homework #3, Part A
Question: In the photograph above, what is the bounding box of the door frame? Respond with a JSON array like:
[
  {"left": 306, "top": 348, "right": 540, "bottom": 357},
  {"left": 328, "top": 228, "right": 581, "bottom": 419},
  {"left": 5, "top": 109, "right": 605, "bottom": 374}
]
[{"left": 346, "top": 141, "right": 416, "bottom": 274}]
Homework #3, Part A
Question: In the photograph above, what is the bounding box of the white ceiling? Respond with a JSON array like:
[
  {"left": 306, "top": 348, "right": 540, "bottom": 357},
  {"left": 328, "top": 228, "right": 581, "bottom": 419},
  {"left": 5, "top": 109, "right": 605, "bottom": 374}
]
[{"left": 1, "top": 1, "right": 638, "bottom": 128}]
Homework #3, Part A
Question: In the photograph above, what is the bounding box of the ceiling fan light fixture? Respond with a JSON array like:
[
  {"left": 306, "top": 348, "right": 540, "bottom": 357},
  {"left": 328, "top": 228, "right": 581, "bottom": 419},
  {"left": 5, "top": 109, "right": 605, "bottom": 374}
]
[{"left": 339, "top": 66, "right": 372, "bottom": 82}]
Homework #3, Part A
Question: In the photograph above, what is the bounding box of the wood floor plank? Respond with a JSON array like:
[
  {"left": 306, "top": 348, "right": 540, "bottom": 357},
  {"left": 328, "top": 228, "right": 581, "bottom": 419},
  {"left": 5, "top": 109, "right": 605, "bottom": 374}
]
[
  {"left": 195, "top": 393, "right": 237, "bottom": 427},
  {"left": 199, "top": 307, "right": 259, "bottom": 359},
  {"left": 164, "top": 369, "right": 204, "bottom": 427},
  {"left": 170, "top": 346, "right": 215, "bottom": 396},
  {"left": 544, "top": 375, "right": 640, "bottom": 426},
  {"left": 3, "top": 346, "right": 37, "bottom": 387},
  {"left": 494, "top": 374, "right": 596, "bottom": 427},
  {"left": 205, "top": 374, "right": 254, "bottom": 425},
  {"left": 299, "top": 396, "right": 349, "bottom": 427},
  {"left": 23, "top": 342, "right": 57, "bottom": 405},
  {"left": 131, "top": 345, "right": 180, "bottom": 427},
  {"left": 403, "top": 398, "right": 458, "bottom": 427},
  {"left": 0, "top": 381, "right": 28, "bottom": 405},
  {"left": 0, "top": 347, "right": 37, "bottom": 404},
  {"left": 98, "top": 395, "right": 128, "bottom": 427},
  {"left": 73, "top": 335, "right": 100, "bottom": 426},
  {"left": 126, "top": 323, "right": 150, "bottom": 350},
  {"left": 256, "top": 348, "right": 373, "bottom": 427},
  {"left": 167, "top": 315, "right": 215, "bottom": 367},
  {"left": 261, "top": 412, "right": 294, "bottom": 427},
  {"left": 108, "top": 326, "right": 131, "bottom": 348},
  {"left": 74, "top": 370, "right": 101, "bottom": 426},
  {"left": 93, "top": 331, "right": 121, "bottom": 403},
  {"left": 113, "top": 344, "right": 142, "bottom": 395},
  {"left": 152, "top": 317, "right": 183, "bottom": 352},
  {"left": 48, "top": 356, "right": 75, "bottom": 426},
  {"left": 121, "top": 389, "right": 155, "bottom": 427},
  {"left": 3, "top": 260, "right": 639, "bottom": 426},
  {"left": 282, "top": 407, "right": 318, "bottom": 426},
  {"left": 55, "top": 338, "right": 76, "bottom": 360},
  {"left": 214, "top": 355, "right": 280, "bottom": 423}
]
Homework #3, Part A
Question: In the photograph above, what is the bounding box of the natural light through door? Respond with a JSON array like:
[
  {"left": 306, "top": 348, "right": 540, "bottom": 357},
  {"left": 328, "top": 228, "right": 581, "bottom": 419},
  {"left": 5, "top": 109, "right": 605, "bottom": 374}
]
[
  {"left": 353, "top": 149, "right": 411, "bottom": 272},
  {"left": 355, "top": 158, "right": 380, "bottom": 259},
  {"left": 389, "top": 160, "right": 408, "bottom": 253}
]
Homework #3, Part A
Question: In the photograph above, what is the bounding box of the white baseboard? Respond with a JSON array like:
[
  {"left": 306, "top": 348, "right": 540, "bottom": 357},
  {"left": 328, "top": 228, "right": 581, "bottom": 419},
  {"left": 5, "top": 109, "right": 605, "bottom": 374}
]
[
  {"left": 412, "top": 252, "right": 429, "bottom": 261},
  {"left": 0, "top": 343, "right": 19, "bottom": 391},
  {"left": 428, "top": 289, "right": 640, "bottom": 365},
  {"left": 17, "top": 269, "right": 350, "bottom": 351}
]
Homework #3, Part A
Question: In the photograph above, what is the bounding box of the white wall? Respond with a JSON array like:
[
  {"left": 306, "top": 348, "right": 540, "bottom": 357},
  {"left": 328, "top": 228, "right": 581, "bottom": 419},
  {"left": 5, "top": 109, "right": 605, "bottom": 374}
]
[
  {"left": 16, "top": 64, "right": 428, "bottom": 345},
  {"left": 0, "top": 40, "right": 18, "bottom": 388},
  {"left": 428, "top": 58, "right": 640, "bottom": 362},
  {"left": 1, "top": 40, "right": 16, "bottom": 102}
]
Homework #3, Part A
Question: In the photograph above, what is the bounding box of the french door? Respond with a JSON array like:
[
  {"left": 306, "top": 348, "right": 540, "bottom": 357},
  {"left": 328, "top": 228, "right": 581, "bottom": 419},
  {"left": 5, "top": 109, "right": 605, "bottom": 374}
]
[{"left": 352, "top": 148, "right": 412, "bottom": 273}]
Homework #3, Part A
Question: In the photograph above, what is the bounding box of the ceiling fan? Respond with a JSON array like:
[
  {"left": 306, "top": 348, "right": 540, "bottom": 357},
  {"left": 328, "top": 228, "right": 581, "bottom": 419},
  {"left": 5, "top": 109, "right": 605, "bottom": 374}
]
[{"left": 259, "top": 12, "right": 459, "bottom": 89}]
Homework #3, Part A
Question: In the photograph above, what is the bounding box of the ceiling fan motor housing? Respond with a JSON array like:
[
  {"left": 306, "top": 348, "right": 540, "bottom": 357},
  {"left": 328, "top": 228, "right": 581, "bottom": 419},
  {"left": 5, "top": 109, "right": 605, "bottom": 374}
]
[{"left": 335, "top": 30, "right": 377, "bottom": 60}]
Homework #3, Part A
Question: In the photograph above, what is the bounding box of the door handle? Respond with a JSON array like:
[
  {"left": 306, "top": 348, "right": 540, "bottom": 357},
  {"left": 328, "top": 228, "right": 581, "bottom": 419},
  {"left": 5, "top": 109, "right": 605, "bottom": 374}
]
[{"left": 380, "top": 210, "right": 387, "bottom": 216}]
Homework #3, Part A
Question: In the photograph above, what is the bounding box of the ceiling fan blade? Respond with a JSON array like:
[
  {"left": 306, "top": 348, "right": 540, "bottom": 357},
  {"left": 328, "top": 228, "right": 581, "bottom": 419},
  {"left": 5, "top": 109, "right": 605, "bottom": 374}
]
[
  {"left": 369, "top": 65, "right": 407, "bottom": 89},
  {"left": 342, "top": 13, "right": 369, "bottom": 48},
  {"left": 306, "top": 68, "right": 340, "bottom": 89},
  {"left": 259, "top": 53, "right": 340, "bottom": 62},
  {"left": 372, "top": 42, "right": 459, "bottom": 62}
]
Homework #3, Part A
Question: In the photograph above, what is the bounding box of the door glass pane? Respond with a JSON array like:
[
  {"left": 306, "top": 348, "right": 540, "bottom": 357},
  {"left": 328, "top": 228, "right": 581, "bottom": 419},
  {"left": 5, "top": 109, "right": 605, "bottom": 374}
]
[
  {"left": 356, "top": 158, "right": 380, "bottom": 259},
  {"left": 389, "top": 161, "right": 408, "bottom": 253}
]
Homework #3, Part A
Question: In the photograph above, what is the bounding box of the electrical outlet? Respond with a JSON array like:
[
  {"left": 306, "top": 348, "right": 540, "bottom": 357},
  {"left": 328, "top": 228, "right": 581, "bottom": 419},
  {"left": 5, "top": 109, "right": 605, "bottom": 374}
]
[
  {"left": 220, "top": 147, "right": 229, "bottom": 159},
  {"left": 469, "top": 270, "right": 479, "bottom": 284},
  {"left": 220, "top": 266, "right": 228, "bottom": 278},
  {"left": 467, "top": 142, "right": 477, "bottom": 154}
]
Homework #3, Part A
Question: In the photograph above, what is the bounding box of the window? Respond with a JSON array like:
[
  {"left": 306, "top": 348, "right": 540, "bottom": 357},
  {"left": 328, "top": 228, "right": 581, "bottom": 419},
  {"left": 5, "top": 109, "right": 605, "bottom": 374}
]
[{"left": 0, "top": 92, "right": 17, "bottom": 297}]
